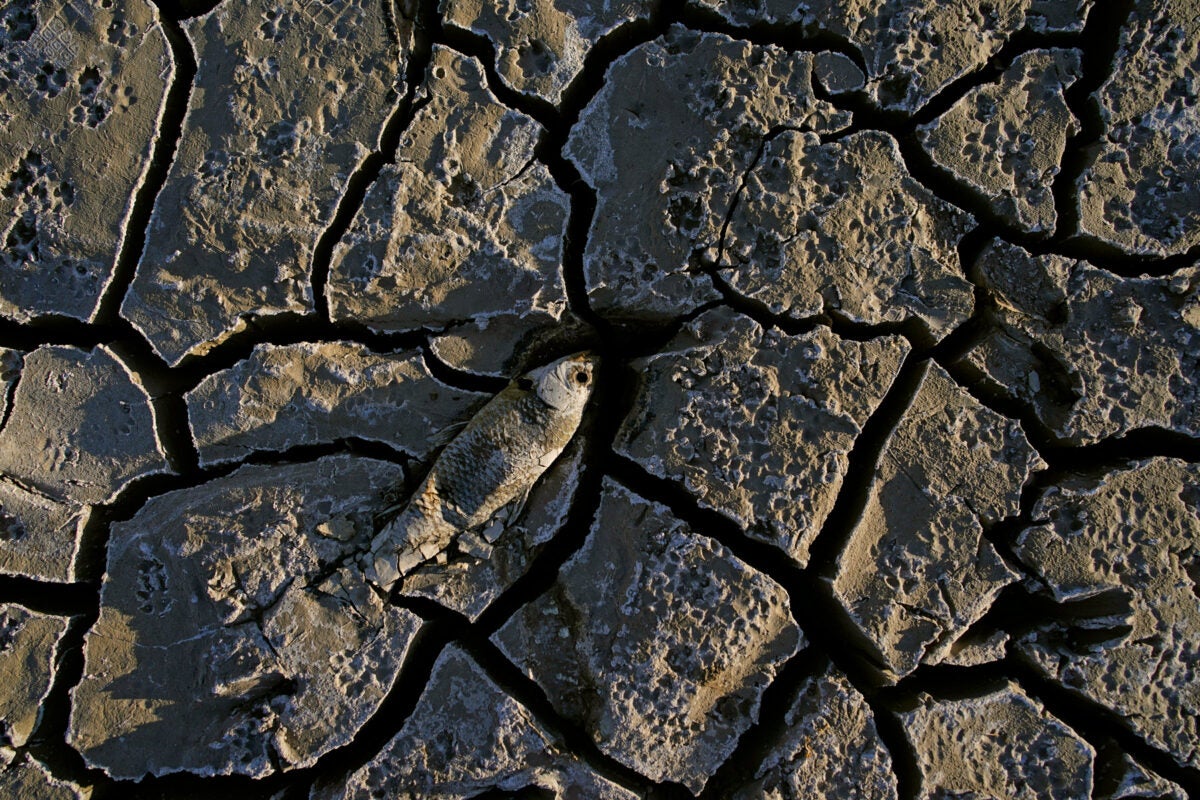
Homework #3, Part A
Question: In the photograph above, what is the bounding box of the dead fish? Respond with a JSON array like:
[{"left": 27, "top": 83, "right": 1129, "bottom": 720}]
[{"left": 364, "top": 351, "right": 599, "bottom": 592}]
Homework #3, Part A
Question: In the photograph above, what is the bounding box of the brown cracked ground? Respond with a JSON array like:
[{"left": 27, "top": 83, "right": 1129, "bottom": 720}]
[{"left": 0, "top": 0, "right": 1198, "bottom": 798}]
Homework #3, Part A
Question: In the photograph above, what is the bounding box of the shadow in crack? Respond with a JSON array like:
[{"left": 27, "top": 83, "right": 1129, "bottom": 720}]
[{"left": 148, "top": 0, "right": 225, "bottom": 20}]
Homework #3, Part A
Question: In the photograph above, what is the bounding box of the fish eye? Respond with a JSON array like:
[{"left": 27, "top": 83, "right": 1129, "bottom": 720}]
[
  {"left": 517, "top": 377, "right": 534, "bottom": 390},
  {"left": 574, "top": 370, "right": 589, "bottom": 385}
]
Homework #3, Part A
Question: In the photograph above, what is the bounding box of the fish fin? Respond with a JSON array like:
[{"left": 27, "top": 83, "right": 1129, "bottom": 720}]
[
  {"left": 373, "top": 501, "right": 405, "bottom": 527},
  {"left": 506, "top": 484, "right": 533, "bottom": 526},
  {"left": 425, "top": 419, "right": 468, "bottom": 448},
  {"left": 537, "top": 445, "right": 566, "bottom": 469}
]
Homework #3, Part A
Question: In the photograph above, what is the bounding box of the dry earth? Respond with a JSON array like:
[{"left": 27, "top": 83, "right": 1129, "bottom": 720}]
[{"left": 1, "top": 0, "right": 1198, "bottom": 798}]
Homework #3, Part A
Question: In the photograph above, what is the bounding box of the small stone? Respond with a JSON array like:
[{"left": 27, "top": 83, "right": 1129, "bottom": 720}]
[
  {"left": 688, "top": 0, "right": 1090, "bottom": 110},
  {"left": 812, "top": 51, "right": 866, "bottom": 94},
  {"left": 731, "top": 660, "right": 897, "bottom": 799},
  {"left": 566, "top": 27, "right": 850, "bottom": 321},
  {"left": 185, "top": 341, "right": 486, "bottom": 467},
  {"left": 0, "top": 0, "right": 172, "bottom": 323},
  {"left": 441, "top": 0, "right": 654, "bottom": 105},
  {"left": 0, "top": 604, "right": 69, "bottom": 748},
  {"left": 616, "top": 307, "right": 909, "bottom": 566},
  {"left": 1077, "top": 0, "right": 1200, "bottom": 256},
  {"left": 831, "top": 363, "right": 1040, "bottom": 680},
  {"left": 69, "top": 455, "right": 421, "bottom": 778},
  {"left": 121, "top": 0, "right": 411, "bottom": 364},
  {"left": 0, "top": 345, "right": 167, "bottom": 582},
  {"left": 918, "top": 49, "right": 1082, "bottom": 234},
  {"left": 1013, "top": 458, "right": 1200, "bottom": 771},
  {"left": 901, "top": 684, "right": 1095, "bottom": 799},
  {"left": 454, "top": 529, "right": 492, "bottom": 560},
  {"left": 401, "top": 439, "right": 585, "bottom": 620},
  {"left": 965, "top": 239, "right": 1200, "bottom": 444},
  {"left": 720, "top": 130, "right": 975, "bottom": 338},
  {"left": 494, "top": 479, "right": 802, "bottom": 793},
  {"left": 0, "top": 756, "right": 91, "bottom": 800},
  {"left": 313, "top": 645, "right": 638, "bottom": 800},
  {"left": 328, "top": 47, "right": 569, "bottom": 375},
  {"left": 315, "top": 517, "right": 356, "bottom": 541}
]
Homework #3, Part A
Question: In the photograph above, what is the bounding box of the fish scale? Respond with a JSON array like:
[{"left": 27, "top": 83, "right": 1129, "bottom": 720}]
[{"left": 364, "top": 352, "right": 598, "bottom": 592}]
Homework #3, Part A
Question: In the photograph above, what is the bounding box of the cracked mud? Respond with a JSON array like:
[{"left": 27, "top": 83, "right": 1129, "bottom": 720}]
[{"left": 1, "top": 0, "right": 1197, "bottom": 798}]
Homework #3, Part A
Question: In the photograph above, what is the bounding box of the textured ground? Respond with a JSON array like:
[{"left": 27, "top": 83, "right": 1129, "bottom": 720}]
[{"left": 1, "top": 0, "right": 1198, "bottom": 798}]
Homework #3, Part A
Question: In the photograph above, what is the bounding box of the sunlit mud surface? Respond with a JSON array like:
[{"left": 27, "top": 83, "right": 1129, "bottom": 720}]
[{"left": 1, "top": 0, "right": 1198, "bottom": 797}]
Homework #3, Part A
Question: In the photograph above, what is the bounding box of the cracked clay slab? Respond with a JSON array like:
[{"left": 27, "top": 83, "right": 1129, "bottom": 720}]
[
  {"left": 965, "top": 239, "right": 1200, "bottom": 444},
  {"left": 731, "top": 658, "right": 897, "bottom": 799},
  {"left": 186, "top": 342, "right": 487, "bottom": 467},
  {"left": 1077, "top": 0, "right": 1200, "bottom": 257},
  {"left": 0, "top": 603, "right": 69, "bottom": 749},
  {"left": 328, "top": 46, "right": 569, "bottom": 377},
  {"left": 616, "top": 306, "right": 909, "bottom": 567},
  {"left": 0, "top": 0, "right": 172, "bottom": 323},
  {"left": 901, "top": 683, "right": 1094, "bottom": 799},
  {"left": 689, "top": 0, "right": 1090, "bottom": 110},
  {"left": 918, "top": 48, "right": 1082, "bottom": 234},
  {"left": 0, "top": 756, "right": 90, "bottom": 800},
  {"left": 313, "top": 645, "right": 637, "bottom": 800},
  {"left": 720, "top": 130, "right": 975, "bottom": 338},
  {"left": 1014, "top": 458, "right": 1200, "bottom": 770},
  {"left": 121, "top": 0, "right": 410, "bottom": 364},
  {"left": 566, "top": 27, "right": 851, "bottom": 320},
  {"left": 441, "top": 0, "right": 654, "bottom": 105},
  {"left": 830, "top": 362, "right": 1042, "bottom": 681},
  {"left": 1095, "top": 746, "right": 1187, "bottom": 800},
  {"left": 69, "top": 456, "right": 421, "bottom": 778},
  {"left": 494, "top": 479, "right": 803, "bottom": 793},
  {"left": 0, "top": 345, "right": 168, "bottom": 582}
]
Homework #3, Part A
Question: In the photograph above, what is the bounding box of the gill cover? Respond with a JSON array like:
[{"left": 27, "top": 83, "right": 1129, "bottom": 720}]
[{"left": 526, "top": 353, "right": 597, "bottom": 410}]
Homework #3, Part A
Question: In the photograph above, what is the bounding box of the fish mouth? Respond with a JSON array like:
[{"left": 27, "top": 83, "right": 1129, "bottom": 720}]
[
  {"left": 567, "top": 351, "right": 601, "bottom": 379},
  {"left": 560, "top": 351, "right": 600, "bottom": 391}
]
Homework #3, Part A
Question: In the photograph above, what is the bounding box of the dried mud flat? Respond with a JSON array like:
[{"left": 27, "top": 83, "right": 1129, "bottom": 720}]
[{"left": 1, "top": 0, "right": 1198, "bottom": 798}]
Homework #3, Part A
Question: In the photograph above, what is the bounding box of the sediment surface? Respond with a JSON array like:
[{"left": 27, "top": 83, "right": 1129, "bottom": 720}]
[{"left": 1, "top": 0, "right": 1197, "bottom": 797}]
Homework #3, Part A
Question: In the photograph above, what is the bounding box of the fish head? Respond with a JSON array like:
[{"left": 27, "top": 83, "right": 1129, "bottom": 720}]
[{"left": 521, "top": 351, "right": 599, "bottom": 412}]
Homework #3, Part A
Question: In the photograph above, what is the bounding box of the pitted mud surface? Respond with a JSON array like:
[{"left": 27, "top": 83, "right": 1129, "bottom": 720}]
[{"left": 1, "top": 0, "right": 1198, "bottom": 798}]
